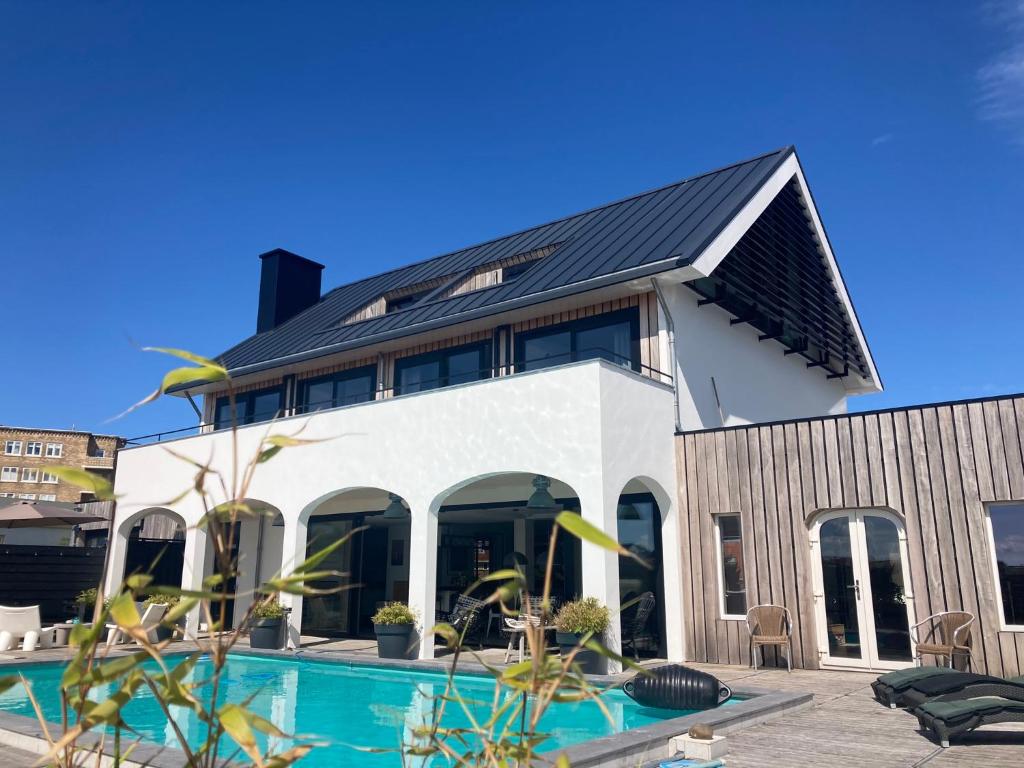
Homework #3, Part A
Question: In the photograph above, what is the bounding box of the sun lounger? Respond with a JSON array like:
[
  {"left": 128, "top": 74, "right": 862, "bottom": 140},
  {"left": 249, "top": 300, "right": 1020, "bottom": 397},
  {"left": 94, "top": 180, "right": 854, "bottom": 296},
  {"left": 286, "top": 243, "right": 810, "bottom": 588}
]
[
  {"left": 915, "top": 696, "right": 1024, "bottom": 747},
  {"left": 899, "top": 673, "right": 1024, "bottom": 709},
  {"left": 871, "top": 666, "right": 959, "bottom": 708}
]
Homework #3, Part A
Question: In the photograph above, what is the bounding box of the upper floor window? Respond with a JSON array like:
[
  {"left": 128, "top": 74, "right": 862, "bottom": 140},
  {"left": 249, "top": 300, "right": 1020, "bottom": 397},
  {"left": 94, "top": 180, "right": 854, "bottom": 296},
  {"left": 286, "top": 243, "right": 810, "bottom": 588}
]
[
  {"left": 25, "top": 441, "right": 42, "bottom": 456},
  {"left": 514, "top": 308, "right": 640, "bottom": 373},
  {"left": 4, "top": 440, "right": 22, "bottom": 456},
  {"left": 21, "top": 469, "right": 38, "bottom": 483},
  {"left": 715, "top": 513, "right": 747, "bottom": 618},
  {"left": 45, "top": 443, "right": 63, "bottom": 458},
  {"left": 298, "top": 365, "right": 377, "bottom": 414},
  {"left": 988, "top": 502, "right": 1024, "bottom": 629},
  {"left": 1, "top": 467, "right": 17, "bottom": 482},
  {"left": 394, "top": 341, "right": 492, "bottom": 396},
  {"left": 214, "top": 386, "right": 284, "bottom": 431},
  {"left": 40, "top": 471, "right": 59, "bottom": 484}
]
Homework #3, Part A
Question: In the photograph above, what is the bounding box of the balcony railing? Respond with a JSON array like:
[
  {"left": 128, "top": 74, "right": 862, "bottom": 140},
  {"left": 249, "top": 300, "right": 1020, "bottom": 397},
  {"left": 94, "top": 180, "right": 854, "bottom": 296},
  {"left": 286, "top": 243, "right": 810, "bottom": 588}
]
[{"left": 125, "top": 348, "right": 672, "bottom": 447}]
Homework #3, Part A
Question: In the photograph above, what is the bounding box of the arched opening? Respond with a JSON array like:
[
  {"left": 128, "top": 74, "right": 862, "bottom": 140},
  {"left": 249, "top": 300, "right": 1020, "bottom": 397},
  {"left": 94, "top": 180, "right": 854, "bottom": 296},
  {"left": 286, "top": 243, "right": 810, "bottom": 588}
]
[
  {"left": 616, "top": 478, "right": 669, "bottom": 660},
  {"left": 201, "top": 499, "right": 281, "bottom": 632},
  {"left": 299, "top": 487, "right": 412, "bottom": 639},
  {"left": 118, "top": 507, "right": 187, "bottom": 592},
  {"left": 430, "top": 472, "right": 583, "bottom": 650}
]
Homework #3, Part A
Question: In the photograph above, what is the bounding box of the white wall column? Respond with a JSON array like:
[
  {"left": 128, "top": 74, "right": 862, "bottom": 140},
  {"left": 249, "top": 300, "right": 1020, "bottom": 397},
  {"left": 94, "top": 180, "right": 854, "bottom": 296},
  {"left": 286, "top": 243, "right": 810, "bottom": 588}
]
[
  {"left": 659, "top": 496, "right": 686, "bottom": 662},
  {"left": 278, "top": 515, "right": 309, "bottom": 649},
  {"left": 231, "top": 518, "right": 261, "bottom": 629},
  {"left": 182, "top": 525, "right": 209, "bottom": 637},
  {"left": 408, "top": 501, "right": 438, "bottom": 660},
  {"left": 579, "top": 484, "right": 622, "bottom": 673},
  {"left": 103, "top": 517, "right": 130, "bottom": 597}
]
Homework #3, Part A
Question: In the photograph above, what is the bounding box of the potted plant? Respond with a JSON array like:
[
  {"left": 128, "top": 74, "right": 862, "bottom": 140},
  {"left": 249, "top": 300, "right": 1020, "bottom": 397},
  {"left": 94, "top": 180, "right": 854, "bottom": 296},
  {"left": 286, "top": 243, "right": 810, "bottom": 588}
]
[
  {"left": 74, "top": 588, "right": 98, "bottom": 621},
  {"left": 555, "top": 597, "right": 610, "bottom": 674},
  {"left": 143, "top": 594, "right": 182, "bottom": 641},
  {"left": 249, "top": 600, "right": 285, "bottom": 650},
  {"left": 372, "top": 602, "right": 416, "bottom": 659}
]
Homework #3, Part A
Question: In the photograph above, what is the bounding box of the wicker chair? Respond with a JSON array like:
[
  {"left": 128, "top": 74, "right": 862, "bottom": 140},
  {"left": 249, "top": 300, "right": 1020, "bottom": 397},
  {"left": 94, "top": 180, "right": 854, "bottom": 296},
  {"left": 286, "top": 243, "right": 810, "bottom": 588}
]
[
  {"left": 438, "top": 595, "right": 486, "bottom": 649},
  {"left": 620, "top": 592, "right": 656, "bottom": 660},
  {"left": 911, "top": 611, "right": 974, "bottom": 670},
  {"left": 746, "top": 604, "right": 793, "bottom": 672}
]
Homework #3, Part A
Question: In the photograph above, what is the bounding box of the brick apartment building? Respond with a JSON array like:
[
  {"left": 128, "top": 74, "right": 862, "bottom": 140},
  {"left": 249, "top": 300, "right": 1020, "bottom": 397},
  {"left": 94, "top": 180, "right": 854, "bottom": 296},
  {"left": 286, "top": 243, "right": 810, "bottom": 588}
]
[{"left": 0, "top": 427, "right": 123, "bottom": 503}]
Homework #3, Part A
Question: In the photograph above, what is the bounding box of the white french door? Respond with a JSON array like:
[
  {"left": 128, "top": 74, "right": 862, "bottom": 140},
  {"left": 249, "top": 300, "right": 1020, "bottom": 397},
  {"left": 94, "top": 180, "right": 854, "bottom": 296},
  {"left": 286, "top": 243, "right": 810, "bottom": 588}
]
[{"left": 809, "top": 510, "right": 916, "bottom": 671}]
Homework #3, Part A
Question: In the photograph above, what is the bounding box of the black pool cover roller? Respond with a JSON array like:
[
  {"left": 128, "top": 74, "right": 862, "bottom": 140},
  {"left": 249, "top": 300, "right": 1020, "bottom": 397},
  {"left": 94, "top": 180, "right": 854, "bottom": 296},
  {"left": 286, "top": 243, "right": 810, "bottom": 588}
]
[{"left": 622, "top": 664, "right": 732, "bottom": 710}]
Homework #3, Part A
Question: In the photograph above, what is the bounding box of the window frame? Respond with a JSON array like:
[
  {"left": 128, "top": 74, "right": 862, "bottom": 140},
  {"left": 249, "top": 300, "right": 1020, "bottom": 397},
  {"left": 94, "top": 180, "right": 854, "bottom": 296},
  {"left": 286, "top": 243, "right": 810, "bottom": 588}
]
[
  {"left": 4, "top": 440, "right": 22, "bottom": 456},
  {"left": 38, "top": 493, "right": 56, "bottom": 502},
  {"left": 45, "top": 443, "right": 63, "bottom": 458},
  {"left": 25, "top": 441, "right": 42, "bottom": 456},
  {"left": 985, "top": 501, "right": 1024, "bottom": 631},
  {"left": 40, "top": 471, "right": 59, "bottom": 485},
  {"left": 21, "top": 468, "right": 39, "bottom": 483},
  {"left": 714, "top": 512, "right": 748, "bottom": 620},
  {"left": 513, "top": 307, "right": 641, "bottom": 373},
  {"left": 19, "top": 493, "right": 36, "bottom": 500},
  {"left": 297, "top": 364, "right": 378, "bottom": 414},
  {"left": 1, "top": 467, "right": 18, "bottom": 483},
  {"left": 394, "top": 340, "right": 492, "bottom": 396},
  {"left": 214, "top": 385, "right": 285, "bottom": 431}
]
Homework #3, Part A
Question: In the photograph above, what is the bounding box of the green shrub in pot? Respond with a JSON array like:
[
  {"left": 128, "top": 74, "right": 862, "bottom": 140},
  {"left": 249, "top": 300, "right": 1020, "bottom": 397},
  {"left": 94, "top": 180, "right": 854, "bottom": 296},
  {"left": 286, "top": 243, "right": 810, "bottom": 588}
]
[
  {"left": 554, "top": 597, "right": 610, "bottom": 674},
  {"left": 249, "top": 600, "right": 286, "bottom": 649},
  {"left": 372, "top": 602, "right": 416, "bottom": 659}
]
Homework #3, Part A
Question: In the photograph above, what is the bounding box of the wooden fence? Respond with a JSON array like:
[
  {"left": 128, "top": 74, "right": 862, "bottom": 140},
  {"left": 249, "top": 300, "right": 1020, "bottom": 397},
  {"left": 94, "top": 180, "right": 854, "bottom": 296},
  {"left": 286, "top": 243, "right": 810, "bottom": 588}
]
[
  {"left": 0, "top": 545, "right": 106, "bottom": 622},
  {"left": 675, "top": 393, "right": 1024, "bottom": 676}
]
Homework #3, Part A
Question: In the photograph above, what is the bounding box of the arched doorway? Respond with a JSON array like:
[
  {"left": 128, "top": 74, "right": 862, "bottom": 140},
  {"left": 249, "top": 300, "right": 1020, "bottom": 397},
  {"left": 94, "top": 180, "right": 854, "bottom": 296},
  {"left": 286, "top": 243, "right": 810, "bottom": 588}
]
[
  {"left": 616, "top": 478, "right": 668, "bottom": 659},
  {"left": 299, "top": 487, "right": 412, "bottom": 639},
  {"left": 120, "top": 507, "right": 186, "bottom": 593},
  {"left": 430, "top": 472, "right": 583, "bottom": 648},
  {"left": 809, "top": 509, "right": 915, "bottom": 670}
]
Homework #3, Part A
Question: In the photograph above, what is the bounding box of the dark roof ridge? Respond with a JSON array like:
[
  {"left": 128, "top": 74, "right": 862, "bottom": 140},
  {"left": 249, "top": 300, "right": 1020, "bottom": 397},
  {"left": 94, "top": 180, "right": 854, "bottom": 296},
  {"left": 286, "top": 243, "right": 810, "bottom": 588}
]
[{"left": 316, "top": 146, "right": 793, "bottom": 300}]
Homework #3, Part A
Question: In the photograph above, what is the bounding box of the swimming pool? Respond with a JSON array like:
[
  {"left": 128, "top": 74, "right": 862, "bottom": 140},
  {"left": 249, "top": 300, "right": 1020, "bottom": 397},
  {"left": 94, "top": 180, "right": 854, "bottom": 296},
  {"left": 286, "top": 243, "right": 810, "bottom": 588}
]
[{"left": 0, "top": 653, "right": 710, "bottom": 766}]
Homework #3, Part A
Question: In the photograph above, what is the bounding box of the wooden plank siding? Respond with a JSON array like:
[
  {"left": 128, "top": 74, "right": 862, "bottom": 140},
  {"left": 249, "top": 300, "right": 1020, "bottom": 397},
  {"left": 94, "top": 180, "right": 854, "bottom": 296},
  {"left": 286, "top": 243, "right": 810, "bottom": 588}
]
[{"left": 675, "top": 394, "right": 1024, "bottom": 676}]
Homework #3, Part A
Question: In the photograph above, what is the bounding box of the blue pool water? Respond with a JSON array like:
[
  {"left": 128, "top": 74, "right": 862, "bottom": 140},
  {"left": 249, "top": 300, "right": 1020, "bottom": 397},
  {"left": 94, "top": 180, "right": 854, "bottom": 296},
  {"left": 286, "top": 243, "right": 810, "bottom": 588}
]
[{"left": 0, "top": 654, "right": 705, "bottom": 766}]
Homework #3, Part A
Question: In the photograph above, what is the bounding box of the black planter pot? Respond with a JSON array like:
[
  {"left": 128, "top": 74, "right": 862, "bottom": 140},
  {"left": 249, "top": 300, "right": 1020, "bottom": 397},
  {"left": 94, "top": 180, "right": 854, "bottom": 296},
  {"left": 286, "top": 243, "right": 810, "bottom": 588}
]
[
  {"left": 374, "top": 623, "right": 414, "bottom": 659},
  {"left": 556, "top": 631, "right": 605, "bottom": 674},
  {"left": 249, "top": 618, "right": 284, "bottom": 650}
]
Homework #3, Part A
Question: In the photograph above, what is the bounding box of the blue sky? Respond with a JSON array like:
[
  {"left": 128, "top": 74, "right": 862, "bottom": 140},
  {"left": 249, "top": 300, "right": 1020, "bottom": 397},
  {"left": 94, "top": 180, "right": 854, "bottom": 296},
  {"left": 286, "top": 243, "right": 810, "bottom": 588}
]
[{"left": 1, "top": 1, "right": 1022, "bottom": 438}]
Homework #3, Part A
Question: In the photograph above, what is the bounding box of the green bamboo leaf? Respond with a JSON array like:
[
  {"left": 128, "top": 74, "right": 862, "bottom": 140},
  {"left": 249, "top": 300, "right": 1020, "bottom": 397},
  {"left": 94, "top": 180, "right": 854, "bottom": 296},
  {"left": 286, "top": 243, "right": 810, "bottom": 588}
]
[
  {"left": 108, "top": 592, "right": 141, "bottom": 628},
  {"left": 142, "top": 347, "right": 224, "bottom": 369},
  {"left": 256, "top": 445, "right": 282, "bottom": 464},
  {"left": 124, "top": 574, "right": 153, "bottom": 592},
  {"left": 293, "top": 529, "right": 363, "bottom": 573},
  {"left": 0, "top": 677, "right": 18, "bottom": 695},
  {"left": 41, "top": 466, "right": 115, "bottom": 501},
  {"left": 264, "top": 434, "right": 321, "bottom": 447},
  {"left": 162, "top": 596, "right": 199, "bottom": 626},
  {"left": 218, "top": 703, "right": 260, "bottom": 763}
]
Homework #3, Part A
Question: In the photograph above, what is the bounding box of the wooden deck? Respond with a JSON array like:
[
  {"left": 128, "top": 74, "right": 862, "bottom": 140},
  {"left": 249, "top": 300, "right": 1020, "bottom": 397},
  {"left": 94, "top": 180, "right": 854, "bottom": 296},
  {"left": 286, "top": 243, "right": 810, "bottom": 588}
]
[{"left": 686, "top": 662, "right": 1024, "bottom": 767}]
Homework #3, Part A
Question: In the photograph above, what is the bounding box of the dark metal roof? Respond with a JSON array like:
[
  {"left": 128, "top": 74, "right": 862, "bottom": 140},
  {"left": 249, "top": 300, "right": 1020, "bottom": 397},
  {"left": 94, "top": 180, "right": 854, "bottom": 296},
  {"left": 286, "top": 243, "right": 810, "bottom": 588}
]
[{"left": 218, "top": 147, "right": 794, "bottom": 375}]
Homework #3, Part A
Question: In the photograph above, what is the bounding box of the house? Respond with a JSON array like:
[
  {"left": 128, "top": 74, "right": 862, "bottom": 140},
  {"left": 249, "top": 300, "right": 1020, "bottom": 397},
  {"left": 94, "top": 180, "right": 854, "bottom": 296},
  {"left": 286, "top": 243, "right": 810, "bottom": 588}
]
[
  {"left": 104, "top": 146, "right": 1023, "bottom": 674},
  {"left": 0, "top": 426, "right": 122, "bottom": 504}
]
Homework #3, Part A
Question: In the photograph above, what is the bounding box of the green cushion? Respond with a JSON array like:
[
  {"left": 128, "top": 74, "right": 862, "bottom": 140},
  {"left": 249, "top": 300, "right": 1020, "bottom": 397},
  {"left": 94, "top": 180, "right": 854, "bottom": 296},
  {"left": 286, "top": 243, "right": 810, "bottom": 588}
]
[
  {"left": 875, "top": 667, "right": 954, "bottom": 687},
  {"left": 918, "top": 696, "right": 1024, "bottom": 721}
]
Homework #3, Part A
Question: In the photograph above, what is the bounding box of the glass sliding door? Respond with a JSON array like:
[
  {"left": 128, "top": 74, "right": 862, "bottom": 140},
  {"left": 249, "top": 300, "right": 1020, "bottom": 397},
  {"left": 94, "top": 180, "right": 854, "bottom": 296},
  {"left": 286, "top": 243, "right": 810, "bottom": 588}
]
[{"left": 811, "top": 510, "right": 914, "bottom": 670}]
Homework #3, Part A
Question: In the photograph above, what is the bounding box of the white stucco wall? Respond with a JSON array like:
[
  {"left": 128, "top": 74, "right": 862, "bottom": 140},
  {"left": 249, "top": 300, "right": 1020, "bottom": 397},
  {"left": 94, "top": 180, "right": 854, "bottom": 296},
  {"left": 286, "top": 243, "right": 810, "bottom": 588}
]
[
  {"left": 660, "top": 281, "right": 849, "bottom": 430},
  {"left": 107, "top": 359, "right": 681, "bottom": 666}
]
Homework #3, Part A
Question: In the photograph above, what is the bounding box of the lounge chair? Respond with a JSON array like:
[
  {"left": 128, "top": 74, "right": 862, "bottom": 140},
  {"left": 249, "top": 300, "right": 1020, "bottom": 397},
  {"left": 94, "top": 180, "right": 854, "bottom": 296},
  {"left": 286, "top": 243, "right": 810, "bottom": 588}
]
[
  {"left": 746, "top": 604, "right": 792, "bottom": 672},
  {"left": 105, "top": 602, "right": 168, "bottom": 647},
  {"left": 872, "top": 666, "right": 961, "bottom": 708},
  {"left": 915, "top": 696, "right": 1024, "bottom": 748},
  {"left": 900, "top": 673, "right": 1024, "bottom": 709},
  {"left": 0, "top": 605, "right": 57, "bottom": 652},
  {"left": 911, "top": 611, "right": 974, "bottom": 670}
]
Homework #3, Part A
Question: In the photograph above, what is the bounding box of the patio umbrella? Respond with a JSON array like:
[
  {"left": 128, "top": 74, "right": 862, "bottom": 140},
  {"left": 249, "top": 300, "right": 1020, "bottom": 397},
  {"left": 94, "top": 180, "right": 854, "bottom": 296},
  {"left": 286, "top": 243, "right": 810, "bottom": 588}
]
[{"left": 0, "top": 500, "right": 106, "bottom": 528}]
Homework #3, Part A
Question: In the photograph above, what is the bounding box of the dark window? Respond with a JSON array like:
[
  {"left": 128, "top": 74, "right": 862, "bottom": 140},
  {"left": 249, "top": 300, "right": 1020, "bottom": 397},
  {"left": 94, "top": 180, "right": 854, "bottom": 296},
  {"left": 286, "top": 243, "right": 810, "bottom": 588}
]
[
  {"left": 502, "top": 260, "right": 538, "bottom": 282},
  {"left": 214, "top": 386, "right": 284, "bottom": 430},
  {"left": 394, "top": 341, "right": 492, "bottom": 395},
  {"left": 514, "top": 308, "right": 640, "bottom": 372},
  {"left": 297, "top": 365, "right": 377, "bottom": 414},
  {"left": 990, "top": 503, "right": 1024, "bottom": 626},
  {"left": 387, "top": 289, "right": 431, "bottom": 313},
  {"left": 717, "top": 514, "right": 747, "bottom": 617}
]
